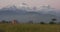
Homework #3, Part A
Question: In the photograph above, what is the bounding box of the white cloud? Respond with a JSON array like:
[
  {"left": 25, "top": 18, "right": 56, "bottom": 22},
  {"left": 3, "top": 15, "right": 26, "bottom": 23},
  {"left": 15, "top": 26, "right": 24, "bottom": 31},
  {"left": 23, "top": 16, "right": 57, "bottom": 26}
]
[{"left": 0, "top": 0, "right": 60, "bottom": 9}]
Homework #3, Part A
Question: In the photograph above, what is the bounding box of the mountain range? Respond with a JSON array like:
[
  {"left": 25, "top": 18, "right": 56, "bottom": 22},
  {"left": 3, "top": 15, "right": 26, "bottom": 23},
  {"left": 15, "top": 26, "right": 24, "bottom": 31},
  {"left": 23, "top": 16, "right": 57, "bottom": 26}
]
[{"left": 0, "top": 5, "right": 60, "bottom": 23}]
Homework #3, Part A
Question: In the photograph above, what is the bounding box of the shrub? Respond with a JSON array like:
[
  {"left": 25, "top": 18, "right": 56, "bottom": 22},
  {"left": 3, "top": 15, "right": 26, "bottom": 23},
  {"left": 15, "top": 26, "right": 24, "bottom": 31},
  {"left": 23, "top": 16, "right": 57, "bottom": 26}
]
[
  {"left": 49, "top": 22, "right": 56, "bottom": 24},
  {"left": 40, "top": 22, "right": 45, "bottom": 24}
]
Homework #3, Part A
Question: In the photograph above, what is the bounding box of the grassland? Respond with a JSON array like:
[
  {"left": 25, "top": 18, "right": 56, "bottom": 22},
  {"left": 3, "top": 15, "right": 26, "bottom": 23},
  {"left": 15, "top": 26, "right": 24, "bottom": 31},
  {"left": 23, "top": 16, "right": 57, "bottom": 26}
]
[{"left": 0, "top": 24, "right": 60, "bottom": 32}]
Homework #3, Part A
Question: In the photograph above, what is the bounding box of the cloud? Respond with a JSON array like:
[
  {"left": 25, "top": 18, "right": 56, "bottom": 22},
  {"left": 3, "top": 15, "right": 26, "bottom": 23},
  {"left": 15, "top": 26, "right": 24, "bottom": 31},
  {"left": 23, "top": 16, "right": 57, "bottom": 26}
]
[{"left": 0, "top": 0, "right": 60, "bottom": 9}]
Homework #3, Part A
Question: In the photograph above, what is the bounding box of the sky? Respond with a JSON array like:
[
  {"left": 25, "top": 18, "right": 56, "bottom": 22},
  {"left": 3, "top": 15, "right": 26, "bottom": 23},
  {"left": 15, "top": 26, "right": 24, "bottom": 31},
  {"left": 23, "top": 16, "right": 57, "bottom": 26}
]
[{"left": 0, "top": 0, "right": 60, "bottom": 10}]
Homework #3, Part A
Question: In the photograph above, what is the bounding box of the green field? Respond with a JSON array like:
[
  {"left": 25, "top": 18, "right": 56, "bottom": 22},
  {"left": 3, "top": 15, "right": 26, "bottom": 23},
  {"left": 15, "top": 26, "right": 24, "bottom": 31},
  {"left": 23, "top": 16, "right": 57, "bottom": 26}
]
[{"left": 0, "top": 24, "right": 60, "bottom": 32}]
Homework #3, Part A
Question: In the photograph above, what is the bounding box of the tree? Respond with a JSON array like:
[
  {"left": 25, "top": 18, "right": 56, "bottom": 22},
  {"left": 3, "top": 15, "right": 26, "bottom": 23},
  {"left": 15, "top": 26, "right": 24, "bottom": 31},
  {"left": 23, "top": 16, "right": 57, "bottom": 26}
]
[
  {"left": 52, "top": 18, "right": 56, "bottom": 22},
  {"left": 49, "top": 18, "right": 56, "bottom": 24},
  {"left": 1, "top": 20, "right": 8, "bottom": 23},
  {"left": 49, "top": 21, "right": 56, "bottom": 24},
  {"left": 40, "top": 22, "right": 45, "bottom": 24}
]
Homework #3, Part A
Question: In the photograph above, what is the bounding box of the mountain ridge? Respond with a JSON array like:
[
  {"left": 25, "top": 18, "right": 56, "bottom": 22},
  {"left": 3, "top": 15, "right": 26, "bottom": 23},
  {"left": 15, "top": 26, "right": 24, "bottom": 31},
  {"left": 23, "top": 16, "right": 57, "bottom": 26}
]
[{"left": 0, "top": 5, "right": 60, "bottom": 23}]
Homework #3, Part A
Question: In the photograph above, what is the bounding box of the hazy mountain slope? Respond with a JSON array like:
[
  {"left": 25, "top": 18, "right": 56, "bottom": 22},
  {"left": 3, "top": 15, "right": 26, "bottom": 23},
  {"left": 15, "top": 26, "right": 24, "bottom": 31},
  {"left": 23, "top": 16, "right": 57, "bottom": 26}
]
[{"left": 0, "top": 5, "right": 60, "bottom": 23}]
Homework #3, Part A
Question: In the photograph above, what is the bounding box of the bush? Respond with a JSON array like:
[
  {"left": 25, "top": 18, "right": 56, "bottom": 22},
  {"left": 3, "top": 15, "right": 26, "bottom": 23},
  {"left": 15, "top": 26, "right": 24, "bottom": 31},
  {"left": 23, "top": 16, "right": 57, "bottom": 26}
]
[
  {"left": 40, "top": 22, "right": 45, "bottom": 24},
  {"left": 1, "top": 20, "right": 8, "bottom": 23},
  {"left": 49, "top": 22, "right": 56, "bottom": 24}
]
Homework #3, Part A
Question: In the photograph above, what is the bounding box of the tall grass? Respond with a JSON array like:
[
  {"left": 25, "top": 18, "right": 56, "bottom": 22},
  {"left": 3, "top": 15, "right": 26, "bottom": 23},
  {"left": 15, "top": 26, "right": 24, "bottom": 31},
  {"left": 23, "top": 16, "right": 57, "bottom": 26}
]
[{"left": 0, "top": 24, "right": 60, "bottom": 32}]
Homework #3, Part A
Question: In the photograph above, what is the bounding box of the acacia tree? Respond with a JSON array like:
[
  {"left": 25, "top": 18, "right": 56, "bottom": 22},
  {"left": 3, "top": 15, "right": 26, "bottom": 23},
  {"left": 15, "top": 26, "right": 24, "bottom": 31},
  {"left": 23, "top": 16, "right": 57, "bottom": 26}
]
[
  {"left": 49, "top": 18, "right": 57, "bottom": 24},
  {"left": 52, "top": 18, "right": 56, "bottom": 22}
]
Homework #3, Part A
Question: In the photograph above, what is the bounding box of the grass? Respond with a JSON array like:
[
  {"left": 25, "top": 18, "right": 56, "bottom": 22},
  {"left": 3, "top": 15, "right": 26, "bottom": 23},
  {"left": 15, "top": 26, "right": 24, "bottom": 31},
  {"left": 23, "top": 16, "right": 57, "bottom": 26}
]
[{"left": 0, "top": 24, "right": 60, "bottom": 32}]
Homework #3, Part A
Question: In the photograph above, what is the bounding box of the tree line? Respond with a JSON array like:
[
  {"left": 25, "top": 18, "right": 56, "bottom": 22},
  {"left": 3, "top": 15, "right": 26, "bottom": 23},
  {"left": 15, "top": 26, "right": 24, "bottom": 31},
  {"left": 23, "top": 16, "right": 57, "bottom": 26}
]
[{"left": 0, "top": 18, "right": 60, "bottom": 24}]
